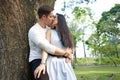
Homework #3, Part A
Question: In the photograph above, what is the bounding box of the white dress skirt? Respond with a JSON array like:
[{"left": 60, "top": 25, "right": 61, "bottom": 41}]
[{"left": 46, "top": 30, "right": 77, "bottom": 80}]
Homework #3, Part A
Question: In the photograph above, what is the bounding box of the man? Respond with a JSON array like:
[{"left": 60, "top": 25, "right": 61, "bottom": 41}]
[{"left": 28, "top": 5, "right": 71, "bottom": 80}]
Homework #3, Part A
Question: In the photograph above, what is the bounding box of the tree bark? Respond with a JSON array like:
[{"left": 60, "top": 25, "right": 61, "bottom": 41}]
[{"left": 0, "top": 0, "right": 55, "bottom": 80}]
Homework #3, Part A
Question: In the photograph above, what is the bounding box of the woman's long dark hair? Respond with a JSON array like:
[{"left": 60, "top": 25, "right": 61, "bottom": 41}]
[{"left": 56, "top": 13, "right": 74, "bottom": 48}]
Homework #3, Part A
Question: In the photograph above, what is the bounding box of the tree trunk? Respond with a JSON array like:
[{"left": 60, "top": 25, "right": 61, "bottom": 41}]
[
  {"left": 83, "top": 41, "right": 86, "bottom": 58},
  {"left": 115, "top": 45, "right": 119, "bottom": 58},
  {"left": 0, "top": 0, "right": 55, "bottom": 80}
]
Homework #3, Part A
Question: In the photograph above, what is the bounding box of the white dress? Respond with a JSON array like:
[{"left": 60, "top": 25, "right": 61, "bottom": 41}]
[{"left": 46, "top": 30, "right": 77, "bottom": 80}]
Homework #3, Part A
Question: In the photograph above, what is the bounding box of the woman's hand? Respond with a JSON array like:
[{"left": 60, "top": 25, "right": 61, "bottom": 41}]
[{"left": 65, "top": 57, "right": 71, "bottom": 63}]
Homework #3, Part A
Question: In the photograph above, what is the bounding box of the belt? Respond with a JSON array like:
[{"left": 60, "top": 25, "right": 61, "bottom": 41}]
[{"left": 49, "top": 54, "right": 64, "bottom": 58}]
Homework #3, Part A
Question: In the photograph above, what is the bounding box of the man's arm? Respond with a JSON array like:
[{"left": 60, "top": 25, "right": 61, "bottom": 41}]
[{"left": 28, "top": 28, "right": 71, "bottom": 57}]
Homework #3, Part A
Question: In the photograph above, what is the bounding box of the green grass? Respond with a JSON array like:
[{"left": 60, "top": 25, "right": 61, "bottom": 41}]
[{"left": 74, "top": 66, "right": 120, "bottom": 80}]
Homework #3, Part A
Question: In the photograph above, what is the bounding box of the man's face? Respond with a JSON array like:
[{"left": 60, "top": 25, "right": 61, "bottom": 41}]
[{"left": 45, "top": 11, "right": 55, "bottom": 26}]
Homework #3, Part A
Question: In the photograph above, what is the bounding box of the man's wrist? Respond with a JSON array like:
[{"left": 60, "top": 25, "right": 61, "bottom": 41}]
[
  {"left": 63, "top": 49, "right": 68, "bottom": 57},
  {"left": 63, "top": 49, "right": 66, "bottom": 56},
  {"left": 63, "top": 52, "right": 67, "bottom": 56}
]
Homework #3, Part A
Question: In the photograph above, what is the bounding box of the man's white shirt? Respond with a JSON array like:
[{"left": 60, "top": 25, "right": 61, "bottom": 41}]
[{"left": 28, "top": 23, "right": 56, "bottom": 62}]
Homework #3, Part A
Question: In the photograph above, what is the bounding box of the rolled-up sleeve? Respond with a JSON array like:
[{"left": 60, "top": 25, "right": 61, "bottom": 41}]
[{"left": 28, "top": 28, "right": 56, "bottom": 54}]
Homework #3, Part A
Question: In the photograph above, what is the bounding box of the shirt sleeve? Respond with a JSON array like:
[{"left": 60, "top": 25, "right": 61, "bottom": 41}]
[{"left": 28, "top": 28, "right": 56, "bottom": 54}]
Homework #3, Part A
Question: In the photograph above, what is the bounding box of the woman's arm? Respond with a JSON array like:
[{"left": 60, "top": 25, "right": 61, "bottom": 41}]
[
  {"left": 34, "top": 29, "right": 52, "bottom": 79},
  {"left": 40, "top": 29, "right": 52, "bottom": 64},
  {"left": 34, "top": 50, "right": 48, "bottom": 79},
  {"left": 41, "top": 50, "right": 48, "bottom": 64}
]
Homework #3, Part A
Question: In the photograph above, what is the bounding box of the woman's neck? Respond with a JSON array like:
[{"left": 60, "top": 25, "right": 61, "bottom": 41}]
[{"left": 55, "top": 25, "right": 58, "bottom": 30}]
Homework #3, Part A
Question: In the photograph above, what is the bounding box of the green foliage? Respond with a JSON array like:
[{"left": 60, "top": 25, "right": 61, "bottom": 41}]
[
  {"left": 97, "top": 4, "right": 120, "bottom": 36},
  {"left": 61, "top": 0, "right": 97, "bottom": 11},
  {"left": 72, "top": 6, "right": 93, "bottom": 22},
  {"left": 72, "top": 7, "right": 86, "bottom": 20},
  {"left": 87, "top": 4, "right": 120, "bottom": 58},
  {"left": 68, "top": 21, "right": 82, "bottom": 46},
  {"left": 72, "top": 57, "right": 120, "bottom": 66},
  {"left": 94, "top": 57, "right": 120, "bottom": 65},
  {"left": 70, "top": 5, "right": 95, "bottom": 47}
]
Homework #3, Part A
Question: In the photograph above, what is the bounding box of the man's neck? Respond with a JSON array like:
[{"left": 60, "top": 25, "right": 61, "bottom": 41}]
[{"left": 38, "top": 19, "right": 46, "bottom": 28}]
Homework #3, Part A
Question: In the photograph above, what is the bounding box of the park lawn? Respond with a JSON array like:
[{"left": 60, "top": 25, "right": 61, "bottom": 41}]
[{"left": 74, "top": 66, "right": 120, "bottom": 80}]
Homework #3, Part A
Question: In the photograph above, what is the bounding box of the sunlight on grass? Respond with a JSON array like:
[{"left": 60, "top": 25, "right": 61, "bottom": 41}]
[
  {"left": 74, "top": 66, "right": 120, "bottom": 80},
  {"left": 78, "top": 70, "right": 120, "bottom": 74}
]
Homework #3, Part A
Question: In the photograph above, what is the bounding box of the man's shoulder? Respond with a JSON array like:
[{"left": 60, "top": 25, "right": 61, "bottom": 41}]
[
  {"left": 28, "top": 23, "right": 40, "bottom": 38},
  {"left": 29, "top": 23, "right": 38, "bottom": 31}
]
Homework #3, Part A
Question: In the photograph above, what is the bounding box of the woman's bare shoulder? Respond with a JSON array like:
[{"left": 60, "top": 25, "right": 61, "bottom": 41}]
[
  {"left": 47, "top": 28, "right": 52, "bottom": 31},
  {"left": 46, "top": 29, "right": 53, "bottom": 36}
]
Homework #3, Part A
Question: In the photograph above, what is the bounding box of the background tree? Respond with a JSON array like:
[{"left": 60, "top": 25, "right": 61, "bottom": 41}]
[
  {"left": 68, "top": 20, "right": 82, "bottom": 65},
  {"left": 72, "top": 6, "right": 95, "bottom": 58},
  {"left": 62, "top": 0, "right": 96, "bottom": 65},
  {"left": 87, "top": 4, "right": 120, "bottom": 66},
  {"left": 0, "top": 0, "right": 55, "bottom": 80}
]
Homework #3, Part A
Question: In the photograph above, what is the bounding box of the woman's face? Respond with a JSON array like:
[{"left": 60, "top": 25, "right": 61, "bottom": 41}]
[{"left": 52, "top": 15, "right": 58, "bottom": 26}]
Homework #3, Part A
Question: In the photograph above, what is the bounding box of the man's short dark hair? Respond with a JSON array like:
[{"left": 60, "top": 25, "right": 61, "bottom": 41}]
[{"left": 37, "top": 5, "right": 54, "bottom": 19}]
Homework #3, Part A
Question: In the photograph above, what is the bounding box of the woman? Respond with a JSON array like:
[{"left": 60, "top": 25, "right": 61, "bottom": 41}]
[{"left": 45, "top": 13, "right": 76, "bottom": 80}]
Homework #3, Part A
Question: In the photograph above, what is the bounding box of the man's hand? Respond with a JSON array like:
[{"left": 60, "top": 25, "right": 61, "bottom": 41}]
[
  {"left": 64, "top": 48, "right": 72, "bottom": 63},
  {"left": 34, "top": 63, "right": 46, "bottom": 79},
  {"left": 64, "top": 48, "right": 72, "bottom": 58},
  {"left": 65, "top": 52, "right": 72, "bottom": 63}
]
